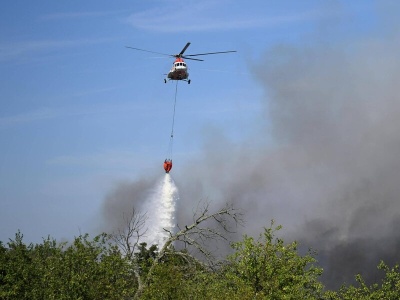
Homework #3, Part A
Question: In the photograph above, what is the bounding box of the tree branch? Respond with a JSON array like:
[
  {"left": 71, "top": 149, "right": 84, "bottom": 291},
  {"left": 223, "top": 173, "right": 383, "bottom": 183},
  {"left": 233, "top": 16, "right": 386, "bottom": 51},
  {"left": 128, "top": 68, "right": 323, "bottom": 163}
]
[{"left": 133, "top": 201, "right": 243, "bottom": 300}]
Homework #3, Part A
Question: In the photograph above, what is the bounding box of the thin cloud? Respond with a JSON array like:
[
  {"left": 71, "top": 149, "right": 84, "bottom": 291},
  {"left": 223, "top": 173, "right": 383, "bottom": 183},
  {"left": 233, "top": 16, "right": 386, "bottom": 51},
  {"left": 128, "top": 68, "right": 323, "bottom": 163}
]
[
  {"left": 126, "top": 1, "right": 322, "bottom": 32},
  {"left": 40, "top": 10, "right": 129, "bottom": 21},
  {"left": 46, "top": 150, "right": 137, "bottom": 169},
  {"left": 0, "top": 108, "right": 58, "bottom": 128},
  {"left": 0, "top": 37, "right": 119, "bottom": 63},
  {"left": 46, "top": 150, "right": 157, "bottom": 178},
  {"left": 0, "top": 102, "right": 155, "bottom": 129},
  {"left": 73, "top": 85, "right": 124, "bottom": 97}
]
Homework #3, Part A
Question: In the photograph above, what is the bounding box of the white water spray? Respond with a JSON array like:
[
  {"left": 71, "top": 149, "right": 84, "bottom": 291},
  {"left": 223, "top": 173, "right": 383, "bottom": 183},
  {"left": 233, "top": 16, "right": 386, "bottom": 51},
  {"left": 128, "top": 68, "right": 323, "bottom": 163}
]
[{"left": 141, "top": 174, "right": 179, "bottom": 247}]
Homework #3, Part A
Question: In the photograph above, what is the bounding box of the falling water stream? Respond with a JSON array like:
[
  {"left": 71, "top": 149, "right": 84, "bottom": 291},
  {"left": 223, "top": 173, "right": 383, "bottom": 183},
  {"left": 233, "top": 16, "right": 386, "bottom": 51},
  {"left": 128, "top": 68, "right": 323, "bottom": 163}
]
[{"left": 141, "top": 174, "right": 179, "bottom": 247}]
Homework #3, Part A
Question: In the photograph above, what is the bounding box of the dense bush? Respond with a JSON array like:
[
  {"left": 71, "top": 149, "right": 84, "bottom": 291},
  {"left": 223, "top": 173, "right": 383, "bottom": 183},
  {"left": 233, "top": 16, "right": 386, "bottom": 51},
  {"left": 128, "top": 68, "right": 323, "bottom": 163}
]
[{"left": 1, "top": 227, "right": 399, "bottom": 299}]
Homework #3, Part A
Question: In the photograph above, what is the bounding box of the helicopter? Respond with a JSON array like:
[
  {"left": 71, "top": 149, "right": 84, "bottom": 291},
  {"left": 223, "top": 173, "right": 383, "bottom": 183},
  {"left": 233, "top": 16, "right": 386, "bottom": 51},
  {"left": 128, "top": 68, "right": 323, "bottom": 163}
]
[{"left": 126, "top": 42, "right": 236, "bottom": 84}]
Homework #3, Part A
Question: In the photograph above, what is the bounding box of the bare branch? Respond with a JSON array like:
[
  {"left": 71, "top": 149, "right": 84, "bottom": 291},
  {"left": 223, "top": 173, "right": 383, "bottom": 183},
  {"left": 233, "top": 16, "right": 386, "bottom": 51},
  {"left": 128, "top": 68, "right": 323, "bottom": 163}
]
[
  {"left": 110, "top": 206, "right": 148, "bottom": 260},
  {"left": 132, "top": 201, "right": 244, "bottom": 300}
]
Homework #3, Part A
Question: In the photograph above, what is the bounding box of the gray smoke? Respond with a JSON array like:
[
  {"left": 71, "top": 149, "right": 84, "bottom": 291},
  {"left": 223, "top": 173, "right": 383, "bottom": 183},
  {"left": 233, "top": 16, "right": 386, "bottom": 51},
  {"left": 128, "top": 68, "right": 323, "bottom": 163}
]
[
  {"left": 175, "top": 3, "right": 400, "bottom": 289},
  {"left": 102, "top": 176, "right": 159, "bottom": 233},
  {"left": 102, "top": 2, "right": 400, "bottom": 289}
]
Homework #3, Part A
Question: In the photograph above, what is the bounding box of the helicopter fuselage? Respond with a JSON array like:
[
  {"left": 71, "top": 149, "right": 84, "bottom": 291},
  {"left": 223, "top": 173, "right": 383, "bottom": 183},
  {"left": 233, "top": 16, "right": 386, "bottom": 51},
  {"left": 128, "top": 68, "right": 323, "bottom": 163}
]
[{"left": 167, "top": 58, "right": 189, "bottom": 82}]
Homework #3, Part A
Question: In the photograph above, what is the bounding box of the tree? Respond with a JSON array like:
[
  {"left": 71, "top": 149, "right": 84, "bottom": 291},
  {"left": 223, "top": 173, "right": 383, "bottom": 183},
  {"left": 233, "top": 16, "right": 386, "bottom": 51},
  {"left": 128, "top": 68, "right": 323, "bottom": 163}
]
[
  {"left": 0, "top": 232, "right": 135, "bottom": 299},
  {"left": 132, "top": 201, "right": 243, "bottom": 299},
  {"left": 325, "top": 261, "right": 400, "bottom": 300},
  {"left": 225, "top": 221, "right": 324, "bottom": 299},
  {"left": 111, "top": 207, "right": 149, "bottom": 294},
  {"left": 111, "top": 207, "right": 148, "bottom": 261},
  {"left": 137, "top": 220, "right": 325, "bottom": 299},
  {"left": 0, "top": 231, "right": 38, "bottom": 299}
]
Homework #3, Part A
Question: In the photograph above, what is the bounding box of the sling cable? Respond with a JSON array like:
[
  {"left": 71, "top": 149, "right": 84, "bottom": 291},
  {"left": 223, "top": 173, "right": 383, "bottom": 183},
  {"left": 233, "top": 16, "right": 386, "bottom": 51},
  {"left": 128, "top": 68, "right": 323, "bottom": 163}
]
[{"left": 163, "top": 81, "right": 178, "bottom": 173}]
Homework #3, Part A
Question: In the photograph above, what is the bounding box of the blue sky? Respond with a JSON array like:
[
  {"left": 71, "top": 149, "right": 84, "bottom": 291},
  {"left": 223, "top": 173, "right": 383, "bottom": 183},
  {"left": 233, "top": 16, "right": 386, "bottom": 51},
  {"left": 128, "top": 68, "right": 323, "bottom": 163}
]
[{"left": 0, "top": 0, "right": 380, "bottom": 243}]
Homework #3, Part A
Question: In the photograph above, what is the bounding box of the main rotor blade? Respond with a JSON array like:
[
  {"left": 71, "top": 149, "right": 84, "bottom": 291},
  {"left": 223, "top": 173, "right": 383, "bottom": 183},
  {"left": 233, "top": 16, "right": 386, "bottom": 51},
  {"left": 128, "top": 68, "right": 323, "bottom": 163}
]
[
  {"left": 185, "top": 50, "right": 237, "bottom": 57},
  {"left": 125, "top": 46, "right": 173, "bottom": 58},
  {"left": 181, "top": 56, "right": 204, "bottom": 61},
  {"left": 179, "top": 42, "right": 191, "bottom": 56}
]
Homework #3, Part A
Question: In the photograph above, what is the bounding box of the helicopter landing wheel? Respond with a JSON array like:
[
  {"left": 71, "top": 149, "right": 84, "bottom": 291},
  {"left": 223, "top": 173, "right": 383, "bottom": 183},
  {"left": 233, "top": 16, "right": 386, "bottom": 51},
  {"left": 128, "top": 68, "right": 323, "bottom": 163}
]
[
  {"left": 188, "top": 80, "right": 191, "bottom": 84},
  {"left": 164, "top": 79, "right": 167, "bottom": 83}
]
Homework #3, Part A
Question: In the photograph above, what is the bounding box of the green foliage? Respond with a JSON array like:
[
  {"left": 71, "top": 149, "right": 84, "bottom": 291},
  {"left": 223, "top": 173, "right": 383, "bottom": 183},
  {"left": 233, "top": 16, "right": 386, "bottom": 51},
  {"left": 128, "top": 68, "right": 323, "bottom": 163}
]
[
  {"left": 137, "top": 247, "right": 198, "bottom": 300},
  {"left": 0, "top": 232, "right": 135, "bottom": 300},
  {"left": 139, "top": 222, "right": 324, "bottom": 299},
  {"left": 0, "top": 231, "right": 36, "bottom": 299},
  {"left": 180, "top": 268, "right": 254, "bottom": 300},
  {"left": 134, "top": 242, "right": 158, "bottom": 277},
  {"left": 325, "top": 261, "right": 400, "bottom": 300},
  {"left": 226, "top": 222, "right": 323, "bottom": 299},
  {"left": 2, "top": 223, "right": 400, "bottom": 299}
]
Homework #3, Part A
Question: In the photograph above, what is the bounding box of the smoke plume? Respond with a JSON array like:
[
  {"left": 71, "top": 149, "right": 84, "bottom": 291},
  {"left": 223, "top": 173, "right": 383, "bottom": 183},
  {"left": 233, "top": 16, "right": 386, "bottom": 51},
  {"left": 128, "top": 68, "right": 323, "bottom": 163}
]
[
  {"left": 102, "top": 2, "right": 400, "bottom": 289},
  {"left": 175, "top": 4, "right": 400, "bottom": 289}
]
